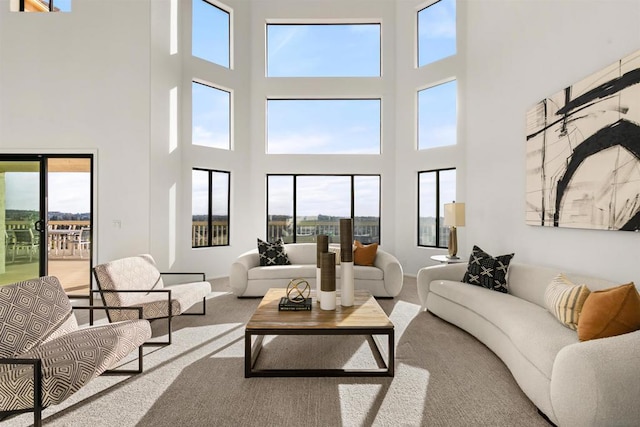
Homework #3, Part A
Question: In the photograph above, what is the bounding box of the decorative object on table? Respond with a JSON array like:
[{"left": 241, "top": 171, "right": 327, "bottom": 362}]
[
  {"left": 257, "top": 237, "right": 291, "bottom": 266},
  {"left": 443, "top": 201, "right": 465, "bottom": 259},
  {"left": 285, "top": 278, "right": 311, "bottom": 303},
  {"left": 340, "top": 218, "right": 355, "bottom": 307},
  {"left": 320, "top": 252, "right": 336, "bottom": 310},
  {"left": 316, "top": 234, "right": 328, "bottom": 303},
  {"left": 353, "top": 240, "right": 378, "bottom": 266},
  {"left": 278, "top": 297, "right": 312, "bottom": 311},
  {"left": 462, "top": 245, "right": 514, "bottom": 293},
  {"left": 525, "top": 47, "right": 640, "bottom": 232}
]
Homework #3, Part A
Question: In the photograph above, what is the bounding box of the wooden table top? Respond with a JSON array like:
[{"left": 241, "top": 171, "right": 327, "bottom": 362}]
[{"left": 246, "top": 288, "right": 394, "bottom": 331}]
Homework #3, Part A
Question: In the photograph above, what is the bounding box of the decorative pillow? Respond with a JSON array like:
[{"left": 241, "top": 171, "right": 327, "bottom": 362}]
[
  {"left": 257, "top": 238, "right": 290, "bottom": 266},
  {"left": 354, "top": 240, "right": 378, "bottom": 266},
  {"left": 544, "top": 274, "right": 591, "bottom": 330},
  {"left": 462, "top": 245, "right": 514, "bottom": 293},
  {"left": 577, "top": 282, "right": 640, "bottom": 341},
  {"left": 328, "top": 246, "right": 341, "bottom": 265}
]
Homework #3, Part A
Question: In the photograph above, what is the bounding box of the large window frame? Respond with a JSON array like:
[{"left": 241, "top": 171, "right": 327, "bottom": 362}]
[
  {"left": 192, "top": 168, "right": 230, "bottom": 248},
  {"left": 418, "top": 168, "right": 456, "bottom": 248},
  {"left": 266, "top": 98, "right": 382, "bottom": 155},
  {"left": 266, "top": 174, "right": 381, "bottom": 244},
  {"left": 266, "top": 23, "right": 381, "bottom": 77},
  {"left": 192, "top": 0, "right": 231, "bottom": 68}
]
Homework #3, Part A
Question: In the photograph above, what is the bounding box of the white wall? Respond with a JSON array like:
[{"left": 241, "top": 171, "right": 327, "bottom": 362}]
[
  {"left": 0, "top": 0, "right": 152, "bottom": 263},
  {"left": 463, "top": 0, "right": 640, "bottom": 284}
]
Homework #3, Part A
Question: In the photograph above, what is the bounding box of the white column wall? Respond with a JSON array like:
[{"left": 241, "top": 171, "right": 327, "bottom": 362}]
[
  {"left": 463, "top": 0, "right": 640, "bottom": 284},
  {"left": 0, "top": 0, "right": 151, "bottom": 263}
]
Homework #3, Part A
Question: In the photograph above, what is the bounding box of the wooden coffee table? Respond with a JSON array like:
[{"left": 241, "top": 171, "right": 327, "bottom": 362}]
[{"left": 245, "top": 288, "right": 394, "bottom": 378}]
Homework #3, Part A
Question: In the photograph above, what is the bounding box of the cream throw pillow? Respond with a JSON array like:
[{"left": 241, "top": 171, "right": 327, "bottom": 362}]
[{"left": 544, "top": 274, "right": 591, "bottom": 331}]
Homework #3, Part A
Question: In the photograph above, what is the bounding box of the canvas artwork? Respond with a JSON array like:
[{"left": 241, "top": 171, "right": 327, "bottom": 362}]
[{"left": 525, "top": 48, "right": 640, "bottom": 231}]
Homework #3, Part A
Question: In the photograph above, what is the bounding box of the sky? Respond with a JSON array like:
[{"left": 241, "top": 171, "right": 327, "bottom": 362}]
[
  {"left": 5, "top": 172, "right": 90, "bottom": 214},
  {"left": 190, "top": 0, "right": 457, "bottom": 218}
]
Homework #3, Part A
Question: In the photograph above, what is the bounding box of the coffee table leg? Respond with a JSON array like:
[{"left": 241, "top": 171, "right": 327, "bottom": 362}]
[
  {"left": 388, "top": 329, "right": 395, "bottom": 377},
  {"left": 245, "top": 331, "right": 265, "bottom": 378}
]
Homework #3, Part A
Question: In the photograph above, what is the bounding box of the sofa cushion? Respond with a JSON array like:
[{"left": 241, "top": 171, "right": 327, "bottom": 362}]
[
  {"left": 354, "top": 241, "right": 378, "bottom": 266},
  {"left": 257, "top": 238, "right": 291, "bottom": 266},
  {"left": 578, "top": 283, "right": 640, "bottom": 341},
  {"left": 544, "top": 274, "right": 591, "bottom": 331},
  {"left": 430, "top": 279, "right": 578, "bottom": 378},
  {"left": 462, "top": 245, "right": 514, "bottom": 293},
  {"left": 248, "top": 264, "right": 317, "bottom": 280}
]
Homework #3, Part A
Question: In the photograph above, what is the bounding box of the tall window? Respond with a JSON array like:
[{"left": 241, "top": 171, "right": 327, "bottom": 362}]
[
  {"left": 267, "top": 99, "right": 381, "bottom": 154},
  {"left": 267, "top": 175, "right": 381, "bottom": 244},
  {"left": 418, "top": 80, "right": 457, "bottom": 149},
  {"left": 417, "top": 0, "right": 456, "bottom": 67},
  {"left": 267, "top": 23, "right": 380, "bottom": 77},
  {"left": 14, "top": 0, "right": 71, "bottom": 12},
  {"left": 192, "top": 81, "right": 231, "bottom": 150},
  {"left": 418, "top": 168, "right": 456, "bottom": 247},
  {"left": 192, "top": 169, "right": 230, "bottom": 247},
  {"left": 192, "top": 0, "right": 230, "bottom": 68}
]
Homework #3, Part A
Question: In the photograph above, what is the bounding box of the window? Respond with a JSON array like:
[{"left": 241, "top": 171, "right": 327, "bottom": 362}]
[
  {"left": 418, "top": 0, "right": 456, "bottom": 67},
  {"left": 267, "top": 99, "right": 381, "bottom": 154},
  {"left": 192, "top": 81, "right": 231, "bottom": 150},
  {"left": 267, "top": 175, "right": 381, "bottom": 244},
  {"left": 192, "top": 0, "right": 230, "bottom": 68},
  {"left": 267, "top": 24, "right": 380, "bottom": 77},
  {"left": 13, "top": 0, "right": 71, "bottom": 12},
  {"left": 418, "top": 80, "right": 457, "bottom": 149},
  {"left": 192, "top": 169, "right": 230, "bottom": 247},
  {"left": 418, "top": 168, "right": 456, "bottom": 247}
]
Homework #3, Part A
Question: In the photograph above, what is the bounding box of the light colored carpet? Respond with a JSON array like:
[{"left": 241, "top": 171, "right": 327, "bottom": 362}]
[{"left": 5, "top": 277, "right": 549, "bottom": 427}]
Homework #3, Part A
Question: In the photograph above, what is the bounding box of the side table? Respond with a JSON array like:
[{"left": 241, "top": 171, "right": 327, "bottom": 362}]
[{"left": 430, "top": 254, "right": 466, "bottom": 264}]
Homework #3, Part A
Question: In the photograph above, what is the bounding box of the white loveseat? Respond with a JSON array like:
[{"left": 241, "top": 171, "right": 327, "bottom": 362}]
[
  {"left": 417, "top": 262, "right": 640, "bottom": 427},
  {"left": 230, "top": 243, "right": 403, "bottom": 297}
]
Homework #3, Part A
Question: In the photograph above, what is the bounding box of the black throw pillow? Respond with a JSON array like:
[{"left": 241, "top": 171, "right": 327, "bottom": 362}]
[
  {"left": 257, "top": 238, "right": 291, "bottom": 266},
  {"left": 462, "top": 245, "right": 514, "bottom": 293}
]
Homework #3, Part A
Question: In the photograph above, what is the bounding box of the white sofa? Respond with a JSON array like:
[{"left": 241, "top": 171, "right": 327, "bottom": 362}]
[
  {"left": 230, "top": 243, "right": 403, "bottom": 297},
  {"left": 417, "top": 262, "right": 640, "bottom": 427}
]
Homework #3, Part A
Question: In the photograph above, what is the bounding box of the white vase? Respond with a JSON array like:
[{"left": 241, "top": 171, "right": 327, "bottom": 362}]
[
  {"left": 320, "top": 290, "right": 336, "bottom": 310},
  {"left": 341, "top": 261, "right": 354, "bottom": 307},
  {"left": 316, "top": 267, "right": 321, "bottom": 303}
]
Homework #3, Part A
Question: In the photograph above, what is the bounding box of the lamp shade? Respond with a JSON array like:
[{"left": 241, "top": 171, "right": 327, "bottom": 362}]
[{"left": 444, "top": 202, "right": 465, "bottom": 227}]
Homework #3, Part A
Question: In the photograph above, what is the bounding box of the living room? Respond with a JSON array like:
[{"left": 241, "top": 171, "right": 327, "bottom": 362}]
[{"left": 1, "top": 0, "right": 639, "bottom": 426}]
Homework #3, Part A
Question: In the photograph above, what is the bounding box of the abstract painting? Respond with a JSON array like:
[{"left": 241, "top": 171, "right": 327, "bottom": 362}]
[{"left": 526, "top": 48, "right": 640, "bottom": 231}]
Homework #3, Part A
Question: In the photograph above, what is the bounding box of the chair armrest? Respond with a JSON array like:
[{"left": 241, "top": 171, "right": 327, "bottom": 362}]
[
  {"left": 416, "top": 263, "right": 468, "bottom": 310},
  {"left": 73, "top": 305, "right": 144, "bottom": 320},
  {"left": 551, "top": 330, "right": 640, "bottom": 426},
  {"left": 160, "top": 272, "right": 206, "bottom": 281},
  {"left": 0, "top": 358, "right": 42, "bottom": 415}
]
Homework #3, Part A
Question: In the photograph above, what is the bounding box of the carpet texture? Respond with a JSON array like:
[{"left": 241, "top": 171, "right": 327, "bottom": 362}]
[{"left": 4, "top": 276, "right": 549, "bottom": 427}]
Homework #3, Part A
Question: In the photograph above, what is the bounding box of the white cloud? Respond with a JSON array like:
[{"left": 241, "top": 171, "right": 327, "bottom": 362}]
[{"left": 192, "top": 125, "right": 229, "bottom": 149}]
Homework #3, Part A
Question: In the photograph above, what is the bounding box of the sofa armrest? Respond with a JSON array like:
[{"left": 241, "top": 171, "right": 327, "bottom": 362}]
[
  {"left": 550, "top": 330, "right": 640, "bottom": 426},
  {"left": 374, "top": 250, "right": 403, "bottom": 297},
  {"left": 230, "top": 250, "right": 260, "bottom": 296},
  {"left": 416, "top": 263, "right": 468, "bottom": 310}
]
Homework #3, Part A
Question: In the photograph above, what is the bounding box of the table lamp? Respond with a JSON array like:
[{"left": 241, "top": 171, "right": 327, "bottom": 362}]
[{"left": 444, "top": 201, "right": 465, "bottom": 259}]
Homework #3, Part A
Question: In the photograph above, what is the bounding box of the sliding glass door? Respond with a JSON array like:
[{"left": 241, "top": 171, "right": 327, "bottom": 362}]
[
  {"left": 0, "top": 154, "right": 93, "bottom": 297},
  {"left": 0, "top": 159, "right": 44, "bottom": 284}
]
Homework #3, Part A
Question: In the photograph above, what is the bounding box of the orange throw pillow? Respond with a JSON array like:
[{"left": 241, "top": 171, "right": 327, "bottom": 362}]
[
  {"left": 354, "top": 240, "right": 378, "bottom": 266},
  {"left": 577, "top": 283, "right": 640, "bottom": 341}
]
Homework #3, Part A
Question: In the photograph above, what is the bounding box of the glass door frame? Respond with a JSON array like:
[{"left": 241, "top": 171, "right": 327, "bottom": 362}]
[{"left": 0, "top": 153, "right": 94, "bottom": 298}]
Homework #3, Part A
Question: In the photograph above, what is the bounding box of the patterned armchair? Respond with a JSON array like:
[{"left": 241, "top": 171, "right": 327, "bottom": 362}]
[
  {"left": 0, "top": 276, "right": 151, "bottom": 427},
  {"left": 92, "top": 254, "right": 210, "bottom": 345}
]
